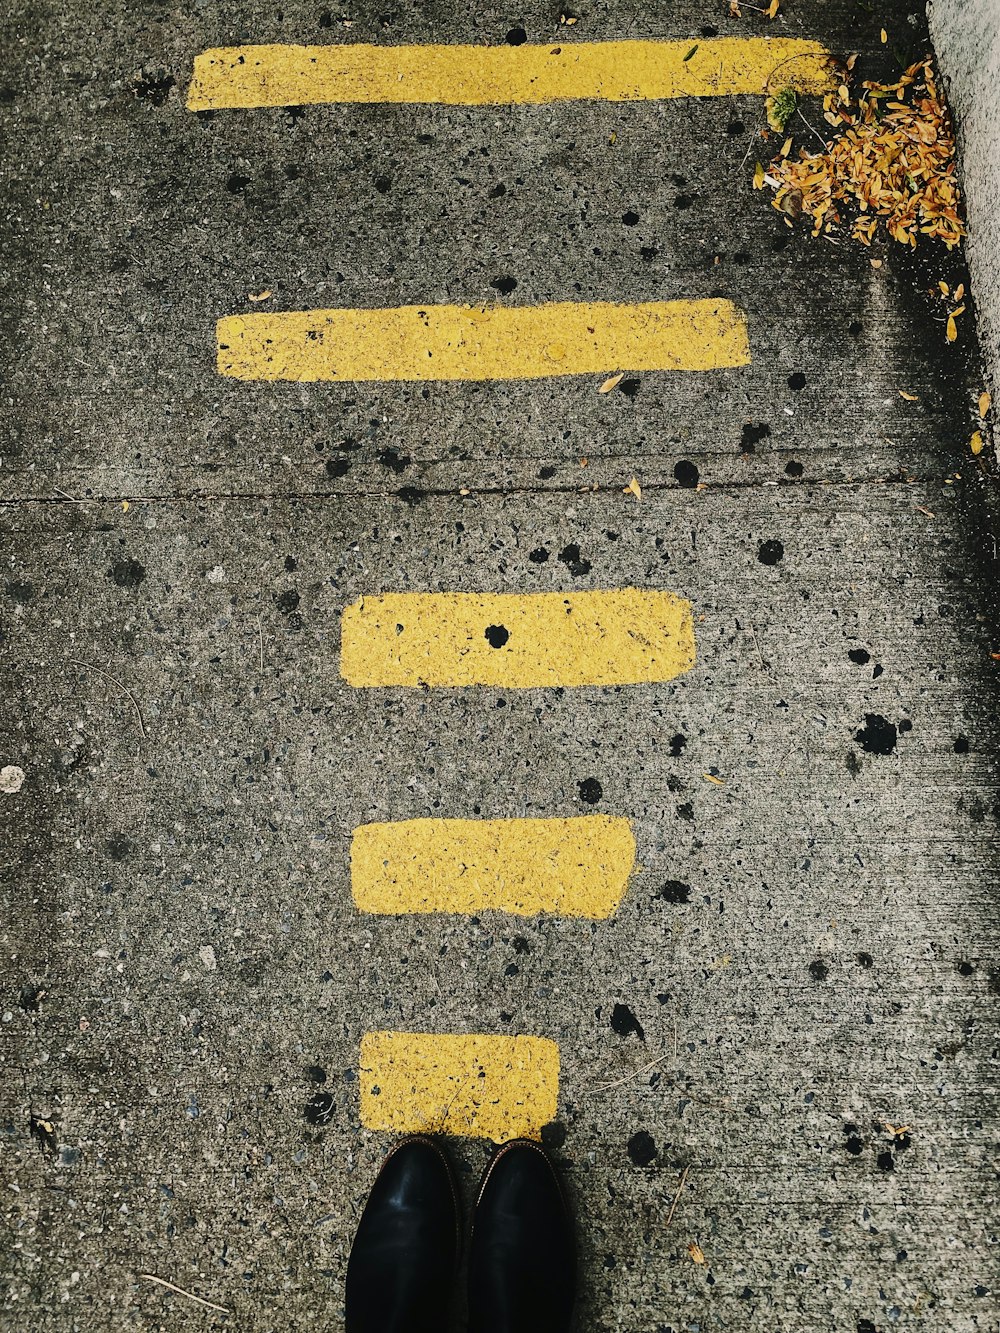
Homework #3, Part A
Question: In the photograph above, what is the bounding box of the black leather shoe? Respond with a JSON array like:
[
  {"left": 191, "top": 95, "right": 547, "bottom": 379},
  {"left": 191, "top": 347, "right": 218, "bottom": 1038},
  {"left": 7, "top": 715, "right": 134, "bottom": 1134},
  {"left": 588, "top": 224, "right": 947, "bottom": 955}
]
[
  {"left": 468, "top": 1139, "right": 575, "bottom": 1333},
  {"left": 345, "top": 1135, "right": 459, "bottom": 1333}
]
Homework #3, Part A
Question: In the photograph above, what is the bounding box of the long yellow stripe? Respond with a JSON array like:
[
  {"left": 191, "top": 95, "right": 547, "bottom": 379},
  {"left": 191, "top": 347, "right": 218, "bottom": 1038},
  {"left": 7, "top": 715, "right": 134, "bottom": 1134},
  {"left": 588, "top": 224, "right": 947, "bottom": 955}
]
[
  {"left": 340, "top": 588, "right": 696, "bottom": 688},
  {"left": 359, "top": 1032, "right": 559, "bottom": 1141},
  {"left": 352, "top": 815, "right": 635, "bottom": 918},
  {"left": 217, "top": 300, "right": 749, "bottom": 383},
  {"left": 188, "top": 37, "right": 835, "bottom": 109}
]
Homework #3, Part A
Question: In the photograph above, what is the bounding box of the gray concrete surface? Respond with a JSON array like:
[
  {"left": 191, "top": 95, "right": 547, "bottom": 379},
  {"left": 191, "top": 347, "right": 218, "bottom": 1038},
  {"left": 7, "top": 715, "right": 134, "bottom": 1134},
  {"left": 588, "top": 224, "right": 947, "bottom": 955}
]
[
  {"left": 2, "top": 2, "right": 999, "bottom": 1331},
  {"left": 929, "top": 0, "right": 1000, "bottom": 398}
]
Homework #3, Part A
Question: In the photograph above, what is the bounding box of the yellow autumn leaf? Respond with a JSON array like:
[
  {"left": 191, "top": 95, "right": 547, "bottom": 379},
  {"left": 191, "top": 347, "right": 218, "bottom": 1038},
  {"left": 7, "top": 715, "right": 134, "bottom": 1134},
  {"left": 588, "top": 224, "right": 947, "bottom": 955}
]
[
  {"left": 970, "top": 431, "right": 984, "bottom": 455},
  {"left": 979, "top": 391, "right": 992, "bottom": 417},
  {"left": 880, "top": 27, "right": 888, "bottom": 42},
  {"left": 946, "top": 315, "right": 958, "bottom": 342},
  {"left": 623, "top": 476, "right": 642, "bottom": 500},
  {"left": 703, "top": 773, "right": 725, "bottom": 786},
  {"left": 599, "top": 373, "right": 624, "bottom": 394},
  {"left": 954, "top": 283, "right": 965, "bottom": 301},
  {"left": 938, "top": 280, "right": 950, "bottom": 296},
  {"left": 780, "top": 137, "right": 792, "bottom": 158},
  {"left": 753, "top": 161, "right": 765, "bottom": 190},
  {"left": 898, "top": 390, "right": 919, "bottom": 401}
]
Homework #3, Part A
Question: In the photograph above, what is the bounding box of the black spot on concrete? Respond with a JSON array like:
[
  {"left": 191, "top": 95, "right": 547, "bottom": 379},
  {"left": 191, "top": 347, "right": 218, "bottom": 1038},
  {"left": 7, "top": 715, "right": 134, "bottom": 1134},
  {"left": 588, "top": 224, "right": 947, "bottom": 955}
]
[
  {"left": 0, "top": 87, "right": 15, "bottom": 105},
  {"left": 110, "top": 558, "right": 145, "bottom": 589},
  {"left": 954, "top": 735, "right": 970, "bottom": 753},
  {"left": 107, "top": 834, "right": 132, "bottom": 861},
  {"left": 132, "top": 70, "right": 175, "bottom": 105},
  {"left": 844, "top": 1124, "right": 864, "bottom": 1155},
  {"left": 627, "top": 1130, "right": 657, "bottom": 1166},
  {"left": 578, "top": 776, "right": 603, "bottom": 805},
  {"left": 622, "top": 210, "right": 640, "bottom": 225},
  {"left": 788, "top": 372, "right": 807, "bottom": 391},
  {"left": 846, "top": 751, "right": 862, "bottom": 777},
  {"left": 490, "top": 275, "right": 518, "bottom": 295},
  {"left": 958, "top": 959, "right": 975, "bottom": 976},
  {"left": 855, "top": 714, "right": 897, "bottom": 755},
  {"left": 306, "top": 1065, "right": 327, "bottom": 1083},
  {"left": 674, "top": 459, "right": 699, "bottom": 488},
  {"left": 659, "top": 880, "right": 691, "bottom": 904},
  {"left": 6, "top": 580, "right": 34, "bottom": 603},
  {"left": 808, "top": 959, "right": 829, "bottom": 981},
  {"left": 374, "top": 175, "right": 391, "bottom": 194},
  {"left": 674, "top": 193, "right": 694, "bottom": 209},
  {"left": 856, "top": 951, "right": 874, "bottom": 968},
  {"left": 485, "top": 625, "right": 510, "bottom": 649},
  {"left": 669, "top": 733, "right": 687, "bottom": 756},
  {"left": 758, "top": 540, "right": 784, "bottom": 565},
  {"left": 19, "top": 984, "right": 44, "bottom": 1013},
  {"left": 785, "top": 460, "right": 804, "bottom": 477},
  {"left": 303, "top": 1091, "right": 334, "bottom": 1126},
  {"left": 226, "top": 172, "right": 250, "bottom": 194},
  {"left": 610, "top": 1002, "right": 650, "bottom": 1045},
  {"left": 378, "top": 447, "right": 410, "bottom": 474},
  {"left": 857, "top": 1321, "right": 878, "bottom": 1333},
  {"left": 618, "top": 378, "right": 640, "bottom": 398},
  {"left": 988, "top": 969, "right": 1000, "bottom": 995},
  {"left": 872, "top": 664, "right": 883, "bottom": 678},
  {"left": 848, "top": 648, "right": 871, "bottom": 665},
  {"left": 876, "top": 1150, "right": 894, "bottom": 1173},
  {"left": 700, "top": 23, "right": 719, "bottom": 36},
  {"left": 899, "top": 718, "right": 912, "bottom": 733},
  {"left": 848, "top": 320, "right": 863, "bottom": 337},
  {"left": 286, "top": 105, "right": 307, "bottom": 126},
  {"left": 541, "top": 1120, "right": 567, "bottom": 1151},
  {"left": 640, "top": 245, "right": 658, "bottom": 261},
  {"left": 603, "top": 1253, "right": 616, "bottom": 1269},
  {"left": 558, "top": 543, "right": 591, "bottom": 577},
  {"left": 325, "top": 456, "right": 351, "bottom": 478},
  {"left": 538, "top": 466, "right": 556, "bottom": 480},
  {"left": 506, "top": 26, "right": 527, "bottom": 44},
  {"left": 528, "top": 547, "right": 550, "bottom": 563},
  {"left": 727, "top": 119, "right": 745, "bottom": 135},
  {"left": 489, "top": 182, "right": 507, "bottom": 198},
  {"left": 741, "top": 422, "right": 771, "bottom": 453},
  {"left": 396, "top": 486, "right": 424, "bottom": 506},
  {"left": 512, "top": 935, "right": 530, "bottom": 955},
  {"left": 276, "top": 589, "right": 300, "bottom": 615},
  {"left": 676, "top": 802, "right": 694, "bottom": 822},
  {"left": 319, "top": 9, "right": 334, "bottom": 25},
  {"left": 505, "top": 963, "right": 519, "bottom": 976},
  {"left": 284, "top": 555, "right": 297, "bottom": 572}
]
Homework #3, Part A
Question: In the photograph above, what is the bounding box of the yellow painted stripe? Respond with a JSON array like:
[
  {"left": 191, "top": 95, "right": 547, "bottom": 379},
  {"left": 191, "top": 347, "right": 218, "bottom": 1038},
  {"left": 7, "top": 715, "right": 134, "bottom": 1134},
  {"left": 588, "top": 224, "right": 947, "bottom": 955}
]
[
  {"left": 188, "top": 37, "right": 835, "bottom": 110},
  {"left": 340, "top": 588, "right": 696, "bottom": 689},
  {"left": 360, "top": 1031, "right": 559, "bottom": 1141},
  {"left": 352, "top": 815, "right": 635, "bottom": 918},
  {"left": 217, "top": 299, "right": 750, "bottom": 383}
]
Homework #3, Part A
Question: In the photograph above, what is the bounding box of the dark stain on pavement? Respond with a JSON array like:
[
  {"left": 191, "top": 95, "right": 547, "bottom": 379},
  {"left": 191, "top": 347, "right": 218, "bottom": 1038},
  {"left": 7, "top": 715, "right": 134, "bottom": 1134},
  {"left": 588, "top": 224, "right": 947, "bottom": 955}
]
[
  {"left": 627, "top": 1130, "right": 657, "bottom": 1166},
  {"left": 659, "top": 880, "right": 691, "bottom": 904},
  {"left": 855, "top": 714, "right": 898, "bottom": 755},
  {"left": 303, "top": 1091, "right": 334, "bottom": 1126},
  {"left": 485, "top": 625, "right": 509, "bottom": 648},
  {"left": 758, "top": 539, "right": 784, "bottom": 565},
  {"left": 132, "top": 71, "right": 175, "bottom": 105},
  {"left": 610, "top": 1004, "right": 645, "bottom": 1041},
  {"left": 558, "top": 544, "right": 591, "bottom": 576},
  {"left": 674, "top": 460, "right": 699, "bottom": 488},
  {"left": 110, "top": 558, "right": 145, "bottom": 589},
  {"left": 578, "top": 777, "right": 602, "bottom": 804}
]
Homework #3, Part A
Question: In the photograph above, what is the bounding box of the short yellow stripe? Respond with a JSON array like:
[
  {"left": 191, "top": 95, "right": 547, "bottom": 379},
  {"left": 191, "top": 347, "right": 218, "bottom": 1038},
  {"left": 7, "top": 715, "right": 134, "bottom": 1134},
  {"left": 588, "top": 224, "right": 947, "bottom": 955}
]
[
  {"left": 340, "top": 588, "right": 696, "bottom": 688},
  {"left": 188, "top": 37, "right": 835, "bottom": 110},
  {"left": 217, "top": 300, "right": 749, "bottom": 382},
  {"left": 359, "top": 1032, "right": 559, "bottom": 1141},
  {"left": 352, "top": 815, "right": 635, "bottom": 918}
]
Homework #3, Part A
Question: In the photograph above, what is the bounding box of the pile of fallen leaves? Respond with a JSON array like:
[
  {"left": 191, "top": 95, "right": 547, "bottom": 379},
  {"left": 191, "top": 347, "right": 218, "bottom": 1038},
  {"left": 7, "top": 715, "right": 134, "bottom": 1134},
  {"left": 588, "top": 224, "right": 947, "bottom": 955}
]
[{"left": 757, "top": 59, "right": 965, "bottom": 250}]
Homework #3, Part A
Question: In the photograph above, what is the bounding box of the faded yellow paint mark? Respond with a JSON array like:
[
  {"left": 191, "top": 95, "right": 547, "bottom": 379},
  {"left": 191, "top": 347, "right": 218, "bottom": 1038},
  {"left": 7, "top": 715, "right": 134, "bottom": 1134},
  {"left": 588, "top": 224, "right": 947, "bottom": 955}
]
[
  {"left": 216, "top": 300, "right": 750, "bottom": 383},
  {"left": 359, "top": 1031, "right": 559, "bottom": 1141},
  {"left": 187, "top": 38, "right": 835, "bottom": 110},
  {"left": 340, "top": 588, "right": 696, "bottom": 688},
  {"left": 352, "top": 815, "right": 635, "bottom": 918}
]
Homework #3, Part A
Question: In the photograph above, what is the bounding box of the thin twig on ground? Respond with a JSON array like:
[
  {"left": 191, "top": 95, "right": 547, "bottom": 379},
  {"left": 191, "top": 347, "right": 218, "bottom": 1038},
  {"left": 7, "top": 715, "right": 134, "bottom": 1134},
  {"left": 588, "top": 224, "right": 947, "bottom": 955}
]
[
  {"left": 588, "top": 1053, "right": 672, "bottom": 1094},
  {"left": 138, "top": 1274, "right": 231, "bottom": 1314},
  {"left": 68, "top": 659, "right": 147, "bottom": 738},
  {"left": 664, "top": 1165, "right": 691, "bottom": 1230}
]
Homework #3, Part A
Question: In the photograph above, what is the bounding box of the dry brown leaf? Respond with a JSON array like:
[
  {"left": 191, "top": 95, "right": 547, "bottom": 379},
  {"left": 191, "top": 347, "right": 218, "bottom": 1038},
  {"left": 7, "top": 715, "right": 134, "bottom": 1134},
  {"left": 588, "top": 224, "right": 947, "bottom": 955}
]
[
  {"left": 599, "top": 373, "right": 624, "bottom": 394},
  {"left": 703, "top": 774, "right": 725, "bottom": 786},
  {"left": 729, "top": 0, "right": 742, "bottom": 14},
  {"left": 898, "top": 390, "right": 919, "bottom": 401},
  {"left": 971, "top": 431, "right": 985, "bottom": 455},
  {"left": 688, "top": 1242, "right": 706, "bottom": 1264},
  {"left": 249, "top": 289, "right": 273, "bottom": 302},
  {"left": 979, "top": 391, "right": 992, "bottom": 417},
  {"left": 846, "top": 53, "right": 858, "bottom": 71},
  {"left": 946, "top": 314, "right": 958, "bottom": 342}
]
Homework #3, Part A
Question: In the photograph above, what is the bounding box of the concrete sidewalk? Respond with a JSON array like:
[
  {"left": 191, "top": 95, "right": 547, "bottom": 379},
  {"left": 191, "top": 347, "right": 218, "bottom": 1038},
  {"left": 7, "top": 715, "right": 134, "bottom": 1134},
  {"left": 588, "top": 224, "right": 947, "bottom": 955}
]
[{"left": 2, "top": 2, "right": 998, "bottom": 1330}]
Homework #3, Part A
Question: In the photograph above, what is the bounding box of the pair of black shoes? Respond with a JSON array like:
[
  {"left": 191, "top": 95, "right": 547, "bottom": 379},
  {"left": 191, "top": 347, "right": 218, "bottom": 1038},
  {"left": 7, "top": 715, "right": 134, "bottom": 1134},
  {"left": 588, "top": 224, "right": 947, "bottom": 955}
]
[{"left": 345, "top": 1136, "right": 575, "bottom": 1333}]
